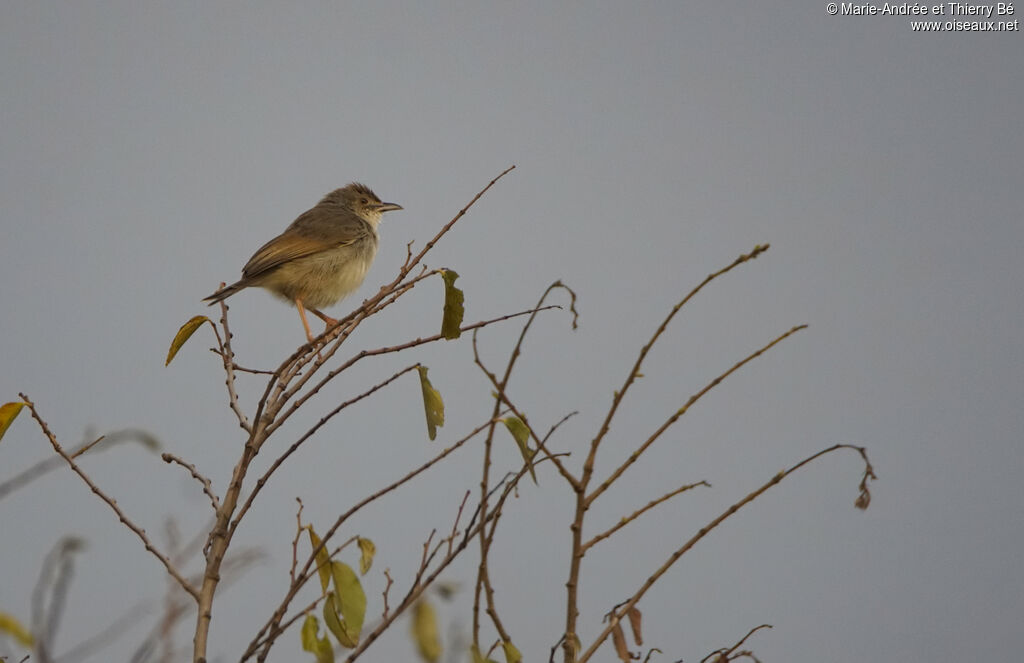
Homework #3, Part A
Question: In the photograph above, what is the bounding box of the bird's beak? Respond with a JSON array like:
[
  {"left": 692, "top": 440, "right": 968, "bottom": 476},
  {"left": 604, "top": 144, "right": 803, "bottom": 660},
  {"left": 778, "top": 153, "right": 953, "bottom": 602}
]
[{"left": 377, "top": 202, "right": 403, "bottom": 213}]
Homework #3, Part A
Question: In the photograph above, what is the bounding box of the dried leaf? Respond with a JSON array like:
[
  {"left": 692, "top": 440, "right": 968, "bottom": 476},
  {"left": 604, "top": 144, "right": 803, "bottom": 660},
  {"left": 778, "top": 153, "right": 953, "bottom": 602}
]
[
  {"left": 417, "top": 366, "right": 445, "bottom": 441},
  {"left": 627, "top": 607, "right": 643, "bottom": 646},
  {"left": 357, "top": 537, "right": 375, "bottom": 575},
  {"left": 440, "top": 269, "right": 465, "bottom": 339},
  {"left": 502, "top": 417, "right": 537, "bottom": 484},
  {"left": 300, "top": 614, "right": 334, "bottom": 663},
  {"left": 0, "top": 402, "right": 25, "bottom": 443},
  {"left": 165, "top": 315, "right": 212, "bottom": 366},
  {"left": 611, "top": 621, "right": 632, "bottom": 662},
  {"left": 411, "top": 599, "right": 442, "bottom": 662}
]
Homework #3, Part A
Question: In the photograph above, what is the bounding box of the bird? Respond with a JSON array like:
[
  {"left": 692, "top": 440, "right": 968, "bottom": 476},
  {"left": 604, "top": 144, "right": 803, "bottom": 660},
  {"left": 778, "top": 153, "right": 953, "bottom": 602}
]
[{"left": 203, "top": 183, "right": 403, "bottom": 342}]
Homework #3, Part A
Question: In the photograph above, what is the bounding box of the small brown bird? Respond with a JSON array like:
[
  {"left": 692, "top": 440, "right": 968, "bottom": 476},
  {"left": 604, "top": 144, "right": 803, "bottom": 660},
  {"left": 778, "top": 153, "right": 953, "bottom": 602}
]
[{"left": 204, "top": 183, "right": 403, "bottom": 342}]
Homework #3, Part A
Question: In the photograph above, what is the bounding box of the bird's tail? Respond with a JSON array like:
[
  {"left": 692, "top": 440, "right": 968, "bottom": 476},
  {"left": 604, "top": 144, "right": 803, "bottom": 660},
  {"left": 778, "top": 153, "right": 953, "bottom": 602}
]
[{"left": 203, "top": 280, "right": 247, "bottom": 305}]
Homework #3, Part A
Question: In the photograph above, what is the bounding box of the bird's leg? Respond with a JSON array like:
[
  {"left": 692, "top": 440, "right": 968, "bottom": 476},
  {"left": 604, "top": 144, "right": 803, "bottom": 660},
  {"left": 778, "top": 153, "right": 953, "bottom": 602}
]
[
  {"left": 309, "top": 307, "right": 338, "bottom": 334},
  {"left": 294, "top": 298, "right": 315, "bottom": 343}
]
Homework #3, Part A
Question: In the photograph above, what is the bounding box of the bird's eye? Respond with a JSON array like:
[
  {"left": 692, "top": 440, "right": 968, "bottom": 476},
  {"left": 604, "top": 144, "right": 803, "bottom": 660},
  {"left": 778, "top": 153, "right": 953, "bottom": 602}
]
[{"left": 360, "top": 198, "right": 368, "bottom": 205}]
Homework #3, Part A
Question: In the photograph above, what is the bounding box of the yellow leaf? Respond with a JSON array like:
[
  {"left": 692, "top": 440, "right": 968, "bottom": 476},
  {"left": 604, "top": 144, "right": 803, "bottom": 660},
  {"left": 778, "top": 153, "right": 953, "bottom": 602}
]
[
  {"left": 0, "top": 611, "right": 33, "bottom": 647},
  {"left": 417, "top": 366, "right": 445, "bottom": 441},
  {"left": 308, "top": 527, "right": 331, "bottom": 594},
  {"left": 300, "top": 614, "right": 334, "bottom": 663},
  {"left": 357, "top": 537, "right": 375, "bottom": 575},
  {"left": 165, "top": 315, "right": 212, "bottom": 366},
  {"left": 501, "top": 417, "right": 537, "bottom": 485},
  {"left": 0, "top": 402, "right": 25, "bottom": 443},
  {"left": 469, "top": 643, "right": 499, "bottom": 663},
  {"left": 411, "top": 599, "right": 442, "bottom": 663},
  {"left": 440, "top": 269, "right": 465, "bottom": 339},
  {"left": 502, "top": 640, "right": 522, "bottom": 663},
  {"left": 324, "top": 562, "right": 366, "bottom": 648}
]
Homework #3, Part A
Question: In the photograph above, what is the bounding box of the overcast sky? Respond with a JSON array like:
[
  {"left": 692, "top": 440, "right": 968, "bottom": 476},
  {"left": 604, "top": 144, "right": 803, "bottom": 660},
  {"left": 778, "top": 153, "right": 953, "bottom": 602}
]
[{"left": 2, "top": 3, "right": 1021, "bottom": 662}]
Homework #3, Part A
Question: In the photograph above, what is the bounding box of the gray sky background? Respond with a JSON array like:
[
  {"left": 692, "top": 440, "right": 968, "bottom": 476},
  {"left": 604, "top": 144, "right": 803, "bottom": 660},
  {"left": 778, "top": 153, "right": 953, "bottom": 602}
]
[{"left": 2, "top": 3, "right": 1021, "bottom": 662}]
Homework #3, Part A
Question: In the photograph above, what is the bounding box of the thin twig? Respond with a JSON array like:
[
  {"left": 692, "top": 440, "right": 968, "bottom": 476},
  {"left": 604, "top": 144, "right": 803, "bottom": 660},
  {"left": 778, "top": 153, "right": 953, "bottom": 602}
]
[
  {"left": 577, "top": 445, "right": 872, "bottom": 663},
  {"left": 339, "top": 455, "right": 540, "bottom": 663},
  {"left": 70, "top": 435, "right": 107, "bottom": 459},
  {"left": 228, "top": 364, "right": 421, "bottom": 539},
  {"left": 269, "top": 305, "right": 560, "bottom": 438},
  {"left": 290, "top": 499, "right": 305, "bottom": 583},
  {"left": 472, "top": 281, "right": 578, "bottom": 650},
  {"left": 212, "top": 302, "right": 252, "bottom": 433},
  {"left": 448, "top": 491, "right": 472, "bottom": 556},
  {"left": 587, "top": 324, "right": 807, "bottom": 506},
  {"left": 581, "top": 481, "right": 711, "bottom": 552},
  {"left": 162, "top": 453, "right": 220, "bottom": 511},
  {"left": 20, "top": 394, "right": 199, "bottom": 601},
  {"left": 381, "top": 569, "right": 394, "bottom": 620},
  {"left": 584, "top": 245, "right": 769, "bottom": 480},
  {"left": 243, "top": 416, "right": 498, "bottom": 660},
  {"left": 0, "top": 434, "right": 130, "bottom": 501}
]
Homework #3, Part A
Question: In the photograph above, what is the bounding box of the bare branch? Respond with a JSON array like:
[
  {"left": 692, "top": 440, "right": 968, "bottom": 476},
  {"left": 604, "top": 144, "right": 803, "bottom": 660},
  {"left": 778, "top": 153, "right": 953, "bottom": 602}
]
[
  {"left": 381, "top": 569, "right": 394, "bottom": 620},
  {"left": 229, "top": 364, "right": 421, "bottom": 537},
  {"left": 699, "top": 624, "right": 773, "bottom": 663},
  {"left": 20, "top": 394, "right": 199, "bottom": 602},
  {"left": 0, "top": 431, "right": 143, "bottom": 501},
  {"left": 581, "top": 480, "right": 711, "bottom": 553},
  {"left": 242, "top": 416, "right": 497, "bottom": 660},
  {"left": 577, "top": 444, "right": 873, "bottom": 663},
  {"left": 162, "top": 453, "right": 220, "bottom": 511},
  {"left": 472, "top": 328, "right": 579, "bottom": 488},
  {"left": 587, "top": 324, "right": 807, "bottom": 506},
  {"left": 269, "top": 304, "right": 561, "bottom": 438},
  {"left": 212, "top": 301, "right": 253, "bottom": 432},
  {"left": 582, "top": 244, "right": 770, "bottom": 489}
]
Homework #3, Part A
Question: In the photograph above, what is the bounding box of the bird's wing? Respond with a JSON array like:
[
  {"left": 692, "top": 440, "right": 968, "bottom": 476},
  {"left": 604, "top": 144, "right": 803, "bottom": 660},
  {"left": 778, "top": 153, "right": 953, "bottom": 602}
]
[{"left": 241, "top": 211, "right": 369, "bottom": 279}]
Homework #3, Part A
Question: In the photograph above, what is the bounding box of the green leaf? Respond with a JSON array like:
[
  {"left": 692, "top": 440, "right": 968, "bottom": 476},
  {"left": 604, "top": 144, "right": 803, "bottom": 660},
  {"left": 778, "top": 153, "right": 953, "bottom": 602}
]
[
  {"left": 440, "top": 269, "right": 465, "bottom": 339},
  {"left": 411, "top": 599, "right": 442, "bottom": 663},
  {"left": 323, "top": 561, "right": 366, "bottom": 648},
  {"left": 322, "top": 594, "right": 346, "bottom": 648},
  {"left": 502, "top": 417, "right": 537, "bottom": 484},
  {"left": 308, "top": 527, "right": 332, "bottom": 594},
  {"left": 0, "top": 611, "right": 33, "bottom": 647},
  {"left": 322, "top": 594, "right": 350, "bottom": 648},
  {"left": 300, "top": 614, "right": 334, "bottom": 663},
  {"left": 165, "top": 315, "right": 212, "bottom": 366},
  {"left": 357, "top": 537, "right": 375, "bottom": 575},
  {"left": 0, "top": 402, "right": 25, "bottom": 443},
  {"left": 417, "top": 366, "right": 445, "bottom": 441}
]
